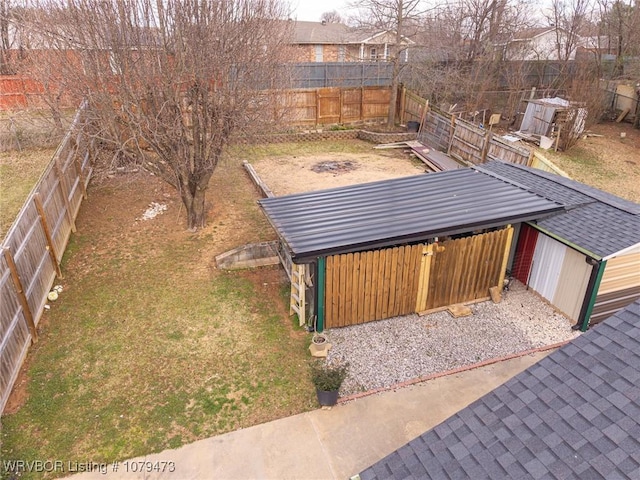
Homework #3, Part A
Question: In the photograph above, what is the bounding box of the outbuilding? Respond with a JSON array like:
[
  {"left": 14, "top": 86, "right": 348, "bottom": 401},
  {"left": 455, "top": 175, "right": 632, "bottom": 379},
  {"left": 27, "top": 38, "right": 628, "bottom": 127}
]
[
  {"left": 260, "top": 166, "right": 564, "bottom": 331},
  {"left": 478, "top": 161, "right": 640, "bottom": 330}
]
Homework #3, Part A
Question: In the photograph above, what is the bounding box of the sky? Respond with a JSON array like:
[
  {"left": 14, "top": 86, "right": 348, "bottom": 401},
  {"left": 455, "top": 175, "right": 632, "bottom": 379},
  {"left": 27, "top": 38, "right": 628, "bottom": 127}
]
[{"left": 290, "top": 0, "right": 351, "bottom": 22}]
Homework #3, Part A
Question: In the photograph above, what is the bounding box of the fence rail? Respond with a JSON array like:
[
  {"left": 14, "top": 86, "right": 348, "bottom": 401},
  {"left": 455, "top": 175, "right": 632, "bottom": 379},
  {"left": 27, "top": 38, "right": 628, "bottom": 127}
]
[{"left": 0, "top": 102, "right": 94, "bottom": 413}]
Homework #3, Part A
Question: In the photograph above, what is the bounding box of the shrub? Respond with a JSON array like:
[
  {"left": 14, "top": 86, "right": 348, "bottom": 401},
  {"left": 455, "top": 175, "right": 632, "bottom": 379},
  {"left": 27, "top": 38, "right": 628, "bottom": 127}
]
[{"left": 310, "top": 361, "right": 348, "bottom": 391}]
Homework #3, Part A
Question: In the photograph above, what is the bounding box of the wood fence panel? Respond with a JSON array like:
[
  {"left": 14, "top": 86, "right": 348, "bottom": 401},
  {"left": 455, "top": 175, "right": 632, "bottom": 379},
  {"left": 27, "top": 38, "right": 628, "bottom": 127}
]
[
  {"left": 317, "top": 87, "right": 341, "bottom": 125},
  {"left": 284, "top": 89, "right": 318, "bottom": 125},
  {"left": 362, "top": 87, "right": 391, "bottom": 121},
  {"left": 0, "top": 258, "right": 32, "bottom": 410},
  {"left": 341, "top": 88, "right": 363, "bottom": 123},
  {"left": 486, "top": 137, "right": 531, "bottom": 165},
  {"left": 0, "top": 103, "right": 94, "bottom": 414},
  {"left": 402, "top": 90, "right": 427, "bottom": 124},
  {"left": 324, "top": 244, "right": 423, "bottom": 328},
  {"left": 449, "top": 121, "right": 487, "bottom": 165},
  {"left": 424, "top": 228, "right": 513, "bottom": 311},
  {"left": 278, "top": 86, "right": 390, "bottom": 126},
  {"left": 530, "top": 152, "right": 571, "bottom": 177},
  {"left": 418, "top": 110, "right": 453, "bottom": 152}
]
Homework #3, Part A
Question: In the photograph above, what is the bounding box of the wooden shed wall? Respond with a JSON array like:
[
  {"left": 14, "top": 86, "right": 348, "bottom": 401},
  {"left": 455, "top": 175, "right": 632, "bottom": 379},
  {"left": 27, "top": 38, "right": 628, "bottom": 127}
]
[{"left": 323, "top": 227, "right": 513, "bottom": 328}]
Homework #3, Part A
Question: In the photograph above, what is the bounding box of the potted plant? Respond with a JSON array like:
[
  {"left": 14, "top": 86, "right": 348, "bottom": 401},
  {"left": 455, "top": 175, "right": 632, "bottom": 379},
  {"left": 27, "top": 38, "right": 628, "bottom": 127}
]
[{"left": 310, "top": 361, "right": 348, "bottom": 406}]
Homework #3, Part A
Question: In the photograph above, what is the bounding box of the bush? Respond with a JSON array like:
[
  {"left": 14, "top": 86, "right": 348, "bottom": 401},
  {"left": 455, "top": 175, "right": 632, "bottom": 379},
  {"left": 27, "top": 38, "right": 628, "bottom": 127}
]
[{"left": 310, "top": 361, "right": 348, "bottom": 391}]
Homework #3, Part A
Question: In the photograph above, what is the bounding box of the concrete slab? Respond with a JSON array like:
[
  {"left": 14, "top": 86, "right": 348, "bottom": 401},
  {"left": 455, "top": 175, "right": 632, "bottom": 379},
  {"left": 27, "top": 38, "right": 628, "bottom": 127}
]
[{"left": 69, "top": 351, "right": 551, "bottom": 480}]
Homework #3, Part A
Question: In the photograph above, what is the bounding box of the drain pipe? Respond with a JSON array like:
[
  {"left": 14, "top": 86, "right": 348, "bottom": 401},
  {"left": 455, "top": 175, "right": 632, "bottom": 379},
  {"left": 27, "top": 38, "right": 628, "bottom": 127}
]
[
  {"left": 575, "top": 258, "right": 606, "bottom": 332},
  {"left": 316, "top": 257, "right": 326, "bottom": 333}
]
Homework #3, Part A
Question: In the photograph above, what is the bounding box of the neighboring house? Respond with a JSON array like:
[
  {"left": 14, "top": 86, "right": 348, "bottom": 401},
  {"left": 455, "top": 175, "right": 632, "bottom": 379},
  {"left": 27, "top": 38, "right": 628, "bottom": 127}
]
[
  {"left": 290, "top": 20, "right": 413, "bottom": 63},
  {"left": 500, "top": 26, "right": 578, "bottom": 61},
  {"left": 358, "top": 298, "right": 640, "bottom": 479}
]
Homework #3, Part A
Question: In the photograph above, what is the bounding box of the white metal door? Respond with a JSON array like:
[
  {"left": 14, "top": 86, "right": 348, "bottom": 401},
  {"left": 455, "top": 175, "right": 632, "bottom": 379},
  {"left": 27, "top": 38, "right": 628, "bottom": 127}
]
[{"left": 529, "top": 234, "right": 566, "bottom": 301}]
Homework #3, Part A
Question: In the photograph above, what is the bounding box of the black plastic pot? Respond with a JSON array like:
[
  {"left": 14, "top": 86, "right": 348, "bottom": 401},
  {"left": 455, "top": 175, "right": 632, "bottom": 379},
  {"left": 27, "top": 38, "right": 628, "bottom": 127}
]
[
  {"left": 407, "top": 121, "right": 420, "bottom": 132},
  {"left": 316, "top": 389, "right": 339, "bottom": 406}
]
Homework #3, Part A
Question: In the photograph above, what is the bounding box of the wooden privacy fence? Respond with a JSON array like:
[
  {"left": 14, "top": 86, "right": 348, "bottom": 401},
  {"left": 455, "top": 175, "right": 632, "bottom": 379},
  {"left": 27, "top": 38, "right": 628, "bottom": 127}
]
[
  {"left": 323, "top": 227, "right": 514, "bottom": 328},
  {"left": 325, "top": 245, "right": 424, "bottom": 328},
  {"left": 418, "top": 228, "right": 513, "bottom": 312},
  {"left": 415, "top": 104, "right": 571, "bottom": 172},
  {"left": 0, "top": 102, "right": 94, "bottom": 413},
  {"left": 283, "top": 86, "right": 391, "bottom": 126}
]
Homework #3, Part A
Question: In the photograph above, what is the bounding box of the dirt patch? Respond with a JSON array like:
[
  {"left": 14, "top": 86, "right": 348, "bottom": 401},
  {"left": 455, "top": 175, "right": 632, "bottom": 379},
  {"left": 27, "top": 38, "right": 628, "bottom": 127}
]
[
  {"left": 310, "top": 160, "right": 358, "bottom": 174},
  {"left": 252, "top": 151, "right": 425, "bottom": 196}
]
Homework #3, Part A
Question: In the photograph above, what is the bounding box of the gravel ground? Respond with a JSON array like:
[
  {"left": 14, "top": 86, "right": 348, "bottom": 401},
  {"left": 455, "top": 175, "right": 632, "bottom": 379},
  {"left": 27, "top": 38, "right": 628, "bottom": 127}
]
[{"left": 325, "top": 280, "right": 581, "bottom": 397}]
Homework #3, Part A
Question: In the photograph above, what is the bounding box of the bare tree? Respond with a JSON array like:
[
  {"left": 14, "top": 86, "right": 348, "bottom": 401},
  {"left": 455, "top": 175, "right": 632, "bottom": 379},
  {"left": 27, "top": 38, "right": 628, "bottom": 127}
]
[
  {"left": 25, "top": 0, "right": 293, "bottom": 230},
  {"left": 320, "top": 10, "right": 342, "bottom": 23},
  {"left": 0, "top": 0, "right": 14, "bottom": 74},
  {"left": 546, "top": 0, "right": 593, "bottom": 61},
  {"left": 406, "top": 0, "right": 532, "bottom": 116},
  {"left": 597, "top": 0, "right": 640, "bottom": 77},
  {"left": 349, "top": 0, "right": 424, "bottom": 127}
]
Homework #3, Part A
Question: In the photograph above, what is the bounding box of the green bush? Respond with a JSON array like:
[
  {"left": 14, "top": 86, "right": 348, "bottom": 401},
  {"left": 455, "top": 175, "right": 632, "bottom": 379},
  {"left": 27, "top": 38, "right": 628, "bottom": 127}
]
[{"left": 310, "top": 361, "right": 348, "bottom": 391}]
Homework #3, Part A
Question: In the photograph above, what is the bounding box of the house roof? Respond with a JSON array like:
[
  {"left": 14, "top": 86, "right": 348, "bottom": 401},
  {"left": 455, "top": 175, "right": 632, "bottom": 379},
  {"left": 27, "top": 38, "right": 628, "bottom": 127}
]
[
  {"left": 259, "top": 168, "right": 564, "bottom": 262},
  {"left": 291, "top": 21, "right": 412, "bottom": 46},
  {"left": 292, "top": 21, "right": 351, "bottom": 44},
  {"left": 512, "top": 26, "right": 558, "bottom": 41},
  {"left": 477, "top": 161, "right": 640, "bottom": 258},
  {"left": 358, "top": 299, "right": 640, "bottom": 480}
]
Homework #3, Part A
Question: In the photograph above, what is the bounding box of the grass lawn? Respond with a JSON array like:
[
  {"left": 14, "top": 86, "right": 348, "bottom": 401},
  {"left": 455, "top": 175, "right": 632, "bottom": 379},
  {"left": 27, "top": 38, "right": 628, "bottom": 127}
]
[
  {"left": 1, "top": 133, "right": 637, "bottom": 479},
  {"left": 0, "top": 148, "right": 56, "bottom": 240},
  {"left": 2, "top": 144, "right": 349, "bottom": 478}
]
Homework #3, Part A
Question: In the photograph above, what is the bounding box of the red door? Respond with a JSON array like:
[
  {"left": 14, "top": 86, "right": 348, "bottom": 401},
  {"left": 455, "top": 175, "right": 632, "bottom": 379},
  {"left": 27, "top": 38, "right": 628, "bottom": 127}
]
[{"left": 512, "top": 224, "right": 539, "bottom": 284}]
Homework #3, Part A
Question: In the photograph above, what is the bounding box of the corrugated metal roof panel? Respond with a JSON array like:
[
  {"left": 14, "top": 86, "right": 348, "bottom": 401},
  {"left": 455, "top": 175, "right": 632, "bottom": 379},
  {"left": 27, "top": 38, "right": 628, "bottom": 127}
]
[{"left": 259, "top": 169, "right": 564, "bottom": 262}]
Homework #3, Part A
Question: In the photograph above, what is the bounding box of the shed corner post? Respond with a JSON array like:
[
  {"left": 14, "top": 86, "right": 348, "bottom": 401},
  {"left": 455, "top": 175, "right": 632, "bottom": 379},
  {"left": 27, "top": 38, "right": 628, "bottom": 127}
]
[
  {"left": 317, "top": 256, "right": 326, "bottom": 333},
  {"left": 577, "top": 259, "right": 607, "bottom": 332}
]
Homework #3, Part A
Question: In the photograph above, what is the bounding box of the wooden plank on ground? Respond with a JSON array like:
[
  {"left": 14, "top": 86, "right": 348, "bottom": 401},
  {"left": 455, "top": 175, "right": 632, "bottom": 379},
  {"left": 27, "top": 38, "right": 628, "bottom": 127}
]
[
  {"left": 616, "top": 108, "right": 630, "bottom": 123},
  {"left": 448, "top": 304, "right": 472, "bottom": 317}
]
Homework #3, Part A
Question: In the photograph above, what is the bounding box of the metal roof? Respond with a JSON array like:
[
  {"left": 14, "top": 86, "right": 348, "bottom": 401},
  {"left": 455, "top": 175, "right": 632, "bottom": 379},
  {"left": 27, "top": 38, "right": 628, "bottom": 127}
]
[
  {"left": 359, "top": 299, "right": 640, "bottom": 480},
  {"left": 259, "top": 168, "right": 564, "bottom": 262}
]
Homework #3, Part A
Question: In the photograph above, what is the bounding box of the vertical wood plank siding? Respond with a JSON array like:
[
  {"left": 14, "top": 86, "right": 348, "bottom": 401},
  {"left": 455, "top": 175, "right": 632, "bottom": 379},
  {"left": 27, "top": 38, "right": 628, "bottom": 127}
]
[
  {"left": 324, "top": 227, "right": 513, "bottom": 328},
  {"left": 324, "top": 245, "right": 423, "bottom": 328},
  {"left": 424, "top": 229, "right": 512, "bottom": 311}
]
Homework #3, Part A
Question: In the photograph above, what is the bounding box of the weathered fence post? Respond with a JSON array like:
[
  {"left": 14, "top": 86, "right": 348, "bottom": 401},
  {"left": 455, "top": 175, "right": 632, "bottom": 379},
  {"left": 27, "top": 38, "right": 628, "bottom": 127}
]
[
  {"left": 2, "top": 248, "right": 38, "bottom": 343},
  {"left": 33, "top": 193, "right": 63, "bottom": 279}
]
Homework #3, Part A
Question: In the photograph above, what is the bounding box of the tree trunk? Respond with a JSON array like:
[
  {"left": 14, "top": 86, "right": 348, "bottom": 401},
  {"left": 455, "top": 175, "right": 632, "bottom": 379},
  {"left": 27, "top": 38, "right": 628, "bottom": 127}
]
[
  {"left": 183, "top": 185, "right": 208, "bottom": 231},
  {"left": 387, "top": 59, "right": 400, "bottom": 128}
]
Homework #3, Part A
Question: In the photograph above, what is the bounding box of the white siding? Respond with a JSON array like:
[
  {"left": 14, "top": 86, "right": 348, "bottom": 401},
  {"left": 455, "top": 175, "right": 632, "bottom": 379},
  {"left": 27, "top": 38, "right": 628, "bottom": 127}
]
[{"left": 529, "top": 234, "right": 566, "bottom": 301}]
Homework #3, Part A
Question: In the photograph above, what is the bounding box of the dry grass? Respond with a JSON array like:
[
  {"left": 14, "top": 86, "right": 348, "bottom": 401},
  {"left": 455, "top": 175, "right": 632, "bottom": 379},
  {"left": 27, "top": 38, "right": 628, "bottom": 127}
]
[
  {"left": 0, "top": 148, "right": 56, "bottom": 240},
  {"left": 0, "top": 152, "right": 317, "bottom": 478},
  {"left": 543, "top": 122, "right": 640, "bottom": 202}
]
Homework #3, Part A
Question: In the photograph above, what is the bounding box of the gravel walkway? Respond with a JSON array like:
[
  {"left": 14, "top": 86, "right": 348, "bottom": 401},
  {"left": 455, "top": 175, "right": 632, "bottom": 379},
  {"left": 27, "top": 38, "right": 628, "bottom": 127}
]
[{"left": 325, "top": 281, "right": 581, "bottom": 397}]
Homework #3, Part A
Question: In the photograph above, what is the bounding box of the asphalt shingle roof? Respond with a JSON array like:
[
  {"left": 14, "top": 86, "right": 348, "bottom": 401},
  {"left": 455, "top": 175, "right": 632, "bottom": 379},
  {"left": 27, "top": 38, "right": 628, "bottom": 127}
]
[
  {"left": 259, "top": 168, "right": 564, "bottom": 262},
  {"left": 359, "top": 299, "right": 640, "bottom": 480},
  {"left": 477, "top": 161, "right": 640, "bottom": 258}
]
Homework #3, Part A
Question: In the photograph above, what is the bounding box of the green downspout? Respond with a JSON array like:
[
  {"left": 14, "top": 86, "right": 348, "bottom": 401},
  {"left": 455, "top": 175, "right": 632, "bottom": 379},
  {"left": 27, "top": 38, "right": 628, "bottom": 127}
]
[
  {"left": 579, "top": 259, "right": 607, "bottom": 332},
  {"left": 317, "top": 257, "right": 325, "bottom": 333}
]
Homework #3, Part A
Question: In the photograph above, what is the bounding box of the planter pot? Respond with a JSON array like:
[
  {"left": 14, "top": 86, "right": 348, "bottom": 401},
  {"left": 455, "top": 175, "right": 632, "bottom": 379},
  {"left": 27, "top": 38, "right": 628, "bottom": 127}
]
[
  {"left": 316, "top": 389, "right": 339, "bottom": 406},
  {"left": 407, "top": 121, "right": 420, "bottom": 132}
]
